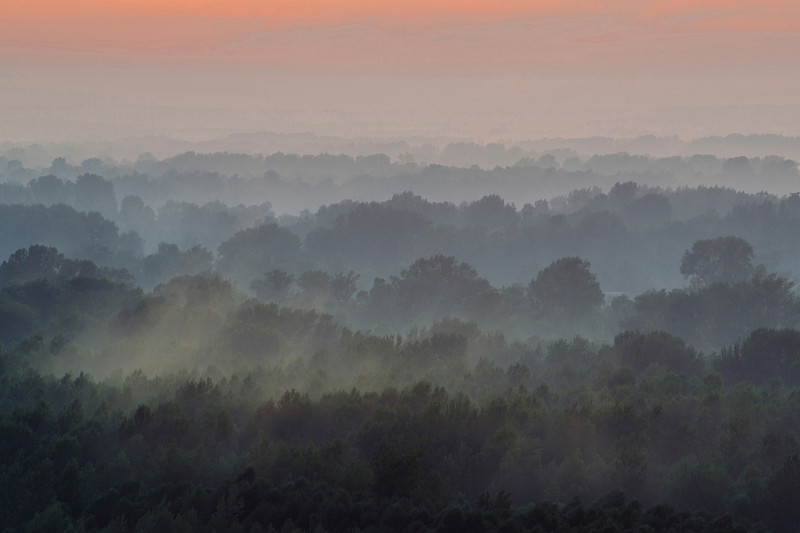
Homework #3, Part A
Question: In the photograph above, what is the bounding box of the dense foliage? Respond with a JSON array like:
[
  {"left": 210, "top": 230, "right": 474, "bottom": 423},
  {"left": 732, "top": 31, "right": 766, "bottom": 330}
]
[
  {"left": 2, "top": 145, "right": 800, "bottom": 531},
  {"left": 3, "top": 336, "right": 798, "bottom": 532}
]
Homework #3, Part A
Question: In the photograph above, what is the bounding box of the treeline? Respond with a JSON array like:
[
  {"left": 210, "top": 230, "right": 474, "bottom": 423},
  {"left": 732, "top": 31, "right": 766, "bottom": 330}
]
[
  {"left": 0, "top": 245, "right": 799, "bottom": 393},
  {"left": 2, "top": 335, "right": 798, "bottom": 531},
  {"left": 2, "top": 145, "right": 798, "bottom": 197},
  {"left": 3, "top": 175, "right": 800, "bottom": 296},
  {"left": 0, "top": 177, "right": 275, "bottom": 254},
  {"left": 1, "top": 243, "right": 798, "bottom": 357},
  {"left": 0, "top": 239, "right": 798, "bottom": 381}
]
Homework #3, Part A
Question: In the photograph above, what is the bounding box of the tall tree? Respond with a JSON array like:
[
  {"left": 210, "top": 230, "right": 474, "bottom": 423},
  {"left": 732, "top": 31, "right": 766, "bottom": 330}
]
[
  {"left": 528, "top": 257, "right": 604, "bottom": 317},
  {"left": 680, "top": 236, "right": 755, "bottom": 287}
]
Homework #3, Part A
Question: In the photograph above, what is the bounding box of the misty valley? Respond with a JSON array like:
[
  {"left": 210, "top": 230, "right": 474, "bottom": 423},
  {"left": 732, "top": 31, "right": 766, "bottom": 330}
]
[{"left": 3, "top": 140, "right": 800, "bottom": 532}]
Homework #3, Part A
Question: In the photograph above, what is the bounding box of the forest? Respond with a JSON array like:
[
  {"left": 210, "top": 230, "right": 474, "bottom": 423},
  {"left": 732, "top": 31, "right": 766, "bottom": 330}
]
[{"left": 2, "top": 142, "right": 800, "bottom": 532}]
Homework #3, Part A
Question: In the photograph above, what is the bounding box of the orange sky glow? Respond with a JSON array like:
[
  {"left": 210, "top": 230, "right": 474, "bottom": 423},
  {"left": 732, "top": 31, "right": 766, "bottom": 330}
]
[
  {"left": 4, "top": 0, "right": 800, "bottom": 68},
  {"left": 2, "top": 0, "right": 799, "bottom": 141},
  {"left": 6, "top": 0, "right": 799, "bottom": 21}
]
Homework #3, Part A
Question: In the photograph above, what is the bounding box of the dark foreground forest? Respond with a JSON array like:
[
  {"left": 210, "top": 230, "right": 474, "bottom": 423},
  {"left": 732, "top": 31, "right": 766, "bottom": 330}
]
[{"left": 2, "top": 144, "right": 800, "bottom": 532}]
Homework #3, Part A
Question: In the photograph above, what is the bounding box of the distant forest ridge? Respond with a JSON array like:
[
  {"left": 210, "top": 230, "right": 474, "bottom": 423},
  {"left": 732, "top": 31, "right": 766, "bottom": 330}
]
[
  {"left": 1, "top": 143, "right": 799, "bottom": 219},
  {"left": 3, "top": 132, "right": 800, "bottom": 173}
]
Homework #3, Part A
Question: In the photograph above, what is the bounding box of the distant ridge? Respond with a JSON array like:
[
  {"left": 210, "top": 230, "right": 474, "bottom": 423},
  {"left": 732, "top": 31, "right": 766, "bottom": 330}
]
[{"left": 2, "top": 133, "right": 800, "bottom": 170}]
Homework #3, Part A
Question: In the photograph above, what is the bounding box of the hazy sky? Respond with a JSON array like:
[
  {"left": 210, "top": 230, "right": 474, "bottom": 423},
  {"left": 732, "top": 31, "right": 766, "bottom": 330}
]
[{"left": 3, "top": 0, "right": 800, "bottom": 143}]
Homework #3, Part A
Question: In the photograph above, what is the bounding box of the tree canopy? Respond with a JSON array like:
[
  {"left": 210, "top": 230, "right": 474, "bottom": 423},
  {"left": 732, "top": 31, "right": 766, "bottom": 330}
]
[
  {"left": 528, "top": 257, "right": 604, "bottom": 317},
  {"left": 680, "top": 236, "right": 756, "bottom": 287}
]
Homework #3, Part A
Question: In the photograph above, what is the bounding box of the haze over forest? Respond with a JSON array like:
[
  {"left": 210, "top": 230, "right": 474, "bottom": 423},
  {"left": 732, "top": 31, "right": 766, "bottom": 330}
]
[{"left": 3, "top": 1, "right": 800, "bottom": 532}]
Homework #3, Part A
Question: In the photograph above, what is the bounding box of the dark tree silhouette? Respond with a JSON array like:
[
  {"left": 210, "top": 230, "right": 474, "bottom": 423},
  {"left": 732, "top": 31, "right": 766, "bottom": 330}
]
[
  {"left": 529, "top": 257, "right": 604, "bottom": 317},
  {"left": 680, "top": 236, "right": 755, "bottom": 287}
]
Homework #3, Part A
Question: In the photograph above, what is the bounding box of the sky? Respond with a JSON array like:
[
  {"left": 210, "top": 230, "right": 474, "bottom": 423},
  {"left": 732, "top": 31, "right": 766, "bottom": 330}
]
[{"left": 2, "top": 0, "right": 800, "bottom": 143}]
